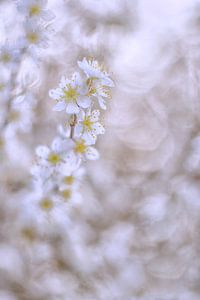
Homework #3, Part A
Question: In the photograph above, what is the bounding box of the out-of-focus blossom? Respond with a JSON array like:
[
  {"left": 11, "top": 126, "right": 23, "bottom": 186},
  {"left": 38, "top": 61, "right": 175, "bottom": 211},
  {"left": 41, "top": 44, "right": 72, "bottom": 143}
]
[{"left": 17, "top": 0, "right": 54, "bottom": 21}]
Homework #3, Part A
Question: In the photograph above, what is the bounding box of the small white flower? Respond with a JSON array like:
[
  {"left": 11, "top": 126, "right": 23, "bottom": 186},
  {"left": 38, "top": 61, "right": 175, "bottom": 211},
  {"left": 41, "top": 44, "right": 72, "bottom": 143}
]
[
  {"left": 21, "top": 186, "right": 69, "bottom": 226},
  {"left": 49, "top": 72, "right": 91, "bottom": 114},
  {"left": 17, "top": 0, "right": 54, "bottom": 21},
  {"left": 0, "top": 43, "right": 19, "bottom": 68},
  {"left": 78, "top": 58, "right": 114, "bottom": 109},
  {"left": 34, "top": 137, "right": 75, "bottom": 181},
  {"left": 22, "top": 20, "right": 49, "bottom": 50},
  {"left": 59, "top": 160, "right": 85, "bottom": 189},
  {"left": 76, "top": 109, "right": 105, "bottom": 145},
  {"left": 72, "top": 138, "right": 99, "bottom": 160},
  {"left": 6, "top": 101, "right": 34, "bottom": 134},
  {"left": 78, "top": 57, "right": 114, "bottom": 87}
]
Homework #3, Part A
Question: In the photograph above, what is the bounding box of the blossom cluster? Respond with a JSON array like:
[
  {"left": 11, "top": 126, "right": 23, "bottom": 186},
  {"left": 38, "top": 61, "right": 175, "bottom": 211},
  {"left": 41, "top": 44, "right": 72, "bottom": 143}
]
[
  {"left": 0, "top": 0, "right": 55, "bottom": 154},
  {"left": 31, "top": 58, "right": 114, "bottom": 220}
]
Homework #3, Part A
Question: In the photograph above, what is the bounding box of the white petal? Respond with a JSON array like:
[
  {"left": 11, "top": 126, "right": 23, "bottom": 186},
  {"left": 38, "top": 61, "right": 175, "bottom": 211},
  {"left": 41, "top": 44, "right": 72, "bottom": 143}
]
[
  {"left": 66, "top": 102, "right": 80, "bottom": 114},
  {"left": 101, "top": 76, "right": 114, "bottom": 87},
  {"left": 74, "top": 124, "right": 83, "bottom": 137},
  {"left": 36, "top": 145, "right": 50, "bottom": 158},
  {"left": 72, "top": 72, "right": 82, "bottom": 86},
  {"left": 98, "top": 96, "right": 106, "bottom": 110},
  {"left": 41, "top": 10, "right": 55, "bottom": 21},
  {"left": 77, "top": 58, "right": 87, "bottom": 71},
  {"left": 85, "top": 146, "right": 99, "bottom": 160},
  {"left": 77, "top": 96, "right": 91, "bottom": 109},
  {"left": 51, "top": 137, "right": 62, "bottom": 152},
  {"left": 82, "top": 132, "right": 96, "bottom": 145},
  {"left": 52, "top": 137, "right": 74, "bottom": 152},
  {"left": 77, "top": 109, "right": 85, "bottom": 122},
  {"left": 92, "top": 122, "right": 105, "bottom": 135},
  {"left": 49, "top": 88, "right": 62, "bottom": 99},
  {"left": 53, "top": 101, "right": 66, "bottom": 111},
  {"left": 90, "top": 109, "right": 100, "bottom": 122}
]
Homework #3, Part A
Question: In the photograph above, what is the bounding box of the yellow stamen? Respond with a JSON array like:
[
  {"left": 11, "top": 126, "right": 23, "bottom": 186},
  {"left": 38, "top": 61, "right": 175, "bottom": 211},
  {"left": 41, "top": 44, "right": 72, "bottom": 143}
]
[
  {"left": 63, "top": 85, "right": 78, "bottom": 102},
  {"left": 0, "top": 138, "right": 4, "bottom": 149},
  {"left": 83, "top": 117, "right": 93, "bottom": 131},
  {"left": 63, "top": 175, "right": 74, "bottom": 185},
  {"left": 0, "top": 83, "right": 5, "bottom": 91},
  {"left": 21, "top": 227, "right": 36, "bottom": 241},
  {"left": 8, "top": 110, "right": 20, "bottom": 122},
  {"left": 39, "top": 198, "right": 53, "bottom": 211},
  {"left": 29, "top": 5, "right": 41, "bottom": 16},
  {"left": 75, "top": 140, "right": 86, "bottom": 154},
  {"left": 48, "top": 152, "right": 61, "bottom": 164},
  {"left": 27, "top": 32, "right": 39, "bottom": 44},
  {"left": 1, "top": 53, "right": 10, "bottom": 63},
  {"left": 61, "top": 189, "right": 71, "bottom": 200}
]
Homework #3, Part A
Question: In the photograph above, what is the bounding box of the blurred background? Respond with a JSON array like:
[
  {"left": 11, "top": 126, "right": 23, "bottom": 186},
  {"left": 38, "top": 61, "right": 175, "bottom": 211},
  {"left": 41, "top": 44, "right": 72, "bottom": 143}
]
[{"left": 1, "top": 0, "right": 200, "bottom": 299}]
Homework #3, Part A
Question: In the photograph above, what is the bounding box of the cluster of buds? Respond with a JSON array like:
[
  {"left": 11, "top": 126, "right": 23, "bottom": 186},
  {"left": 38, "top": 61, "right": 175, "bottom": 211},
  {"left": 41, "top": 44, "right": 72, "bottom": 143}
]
[{"left": 31, "top": 58, "right": 114, "bottom": 221}]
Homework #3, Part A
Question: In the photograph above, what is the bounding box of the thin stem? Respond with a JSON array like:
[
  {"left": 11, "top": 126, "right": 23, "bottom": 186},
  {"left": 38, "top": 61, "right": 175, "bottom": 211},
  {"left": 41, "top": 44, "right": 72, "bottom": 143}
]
[{"left": 69, "top": 114, "right": 77, "bottom": 139}]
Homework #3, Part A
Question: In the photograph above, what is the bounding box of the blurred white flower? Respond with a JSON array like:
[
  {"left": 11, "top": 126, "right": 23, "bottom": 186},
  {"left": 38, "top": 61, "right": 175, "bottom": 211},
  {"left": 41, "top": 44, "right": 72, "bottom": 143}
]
[
  {"left": 49, "top": 72, "right": 91, "bottom": 114},
  {"left": 6, "top": 101, "right": 34, "bottom": 134},
  {"left": 21, "top": 20, "right": 49, "bottom": 51},
  {"left": 17, "top": 0, "right": 54, "bottom": 21},
  {"left": 34, "top": 137, "right": 73, "bottom": 179},
  {"left": 0, "top": 43, "right": 20, "bottom": 70}
]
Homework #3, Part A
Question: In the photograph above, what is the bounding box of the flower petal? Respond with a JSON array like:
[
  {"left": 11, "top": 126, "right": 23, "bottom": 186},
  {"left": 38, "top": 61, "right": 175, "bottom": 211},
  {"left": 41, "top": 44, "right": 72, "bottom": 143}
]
[
  {"left": 49, "top": 88, "right": 62, "bottom": 99},
  {"left": 82, "top": 132, "right": 96, "bottom": 145},
  {"left": 41, "top": 10, "right": 55, "bottom": 22},
  {"left": 53, "top": 101, "right": 66, "bottom": 111},
  {"left": 77, "top": 96, "right": 91, "bottom": 109},
  {"left": 36, "top": 145, "right": 50, "bottom": 158},
  {"left": 101, "top": 76, "right": 114, "bottom": 87},
  {"left": 90, "top": 109, "right": 100, "bottom": 122},
  {"left": 85, "top": 146, "right": 99, "bottom": 160},
  {"left": 66, "top": 102, "right": 80, "bottom": 114},
  {"left": 98, "top": 96, "right": 106, "bottom": 110},
  {"left": 92, "top": 122, "right": 105, "bottom": 135}
]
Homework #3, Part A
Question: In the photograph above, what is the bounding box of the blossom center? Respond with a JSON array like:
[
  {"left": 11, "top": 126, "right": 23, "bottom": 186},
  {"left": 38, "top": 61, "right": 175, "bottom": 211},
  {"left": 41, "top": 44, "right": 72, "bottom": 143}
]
[
  {"left": 39, "top": 198, "right": 54, "bottom": 211},
  {"left": 63, "top": 175, "right": 74, "bottom": 185},
  {"left": 27, "top": 32, "right": 39, "bottom": 44},
  {"left": 48, "top": 152, "right": 61, "bottom": 164},
  {"left": 21, "top": 227, "right": 36, "bottom": 241},
  {"left": 83, "top": 117, "right": 93, "bottom": 131},
  {"left": 0, "top": 83, "right": 5, "bottom": 91},
  {"left": 29, "top": 5, "right": 41, "bottom": 16},
  {"left": 86, "top": 78, "right": 97, "bottom": 95},
  {"left": 1, "top": 53, "right": 11, "bottom": 63},
  {"left": 75, "top": 140, "right": 86, "bottom": 154},
  {"left": 8, "top": 110, "right": 20, "bottom": 122},
  {"left": 61, "top": 189, "right": 71, "bottom": 200},
  {"left": 63, "top": 85, "right": 78, "bottom": 102}
]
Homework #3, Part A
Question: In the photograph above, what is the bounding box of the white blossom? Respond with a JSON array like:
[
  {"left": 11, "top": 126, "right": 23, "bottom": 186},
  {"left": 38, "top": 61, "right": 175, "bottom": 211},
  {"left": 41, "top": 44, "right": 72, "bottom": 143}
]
[
  {"left": 78, "top": 57, "right": 114, "bottom": 109},
  {"left": 21, "top": 20, "right": 49, "bottom": 50},
  {"left": 49, "top": 72, "right": 91, "bottom": 114},
  {"left": 17, "top": 0, "right": 54, "bottom": 21},
  {"left": 75, "top": 109, "right": 105, "bottom": 144},
  {"left": 78, "top": 57, "right": 114, "bottom": 87},
  {"left": 34, "top": 137, "right": 73, "bottom": 180},
  {"left": 72, "top": 138, "right": 100, "bottom": 160}
]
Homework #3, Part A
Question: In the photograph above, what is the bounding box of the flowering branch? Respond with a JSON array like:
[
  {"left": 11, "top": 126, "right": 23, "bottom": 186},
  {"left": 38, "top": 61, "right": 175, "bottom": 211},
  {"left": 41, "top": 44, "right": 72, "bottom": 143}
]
[{"left": 31, "top": 58, "right": 114, "bottom": 220}]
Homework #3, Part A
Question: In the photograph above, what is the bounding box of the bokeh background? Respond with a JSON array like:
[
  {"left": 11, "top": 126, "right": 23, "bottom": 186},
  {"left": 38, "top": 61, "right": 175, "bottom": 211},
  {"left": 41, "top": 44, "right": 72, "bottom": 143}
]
[{"left": 1, "top": 0, "right": 200, "bottom": 299}]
